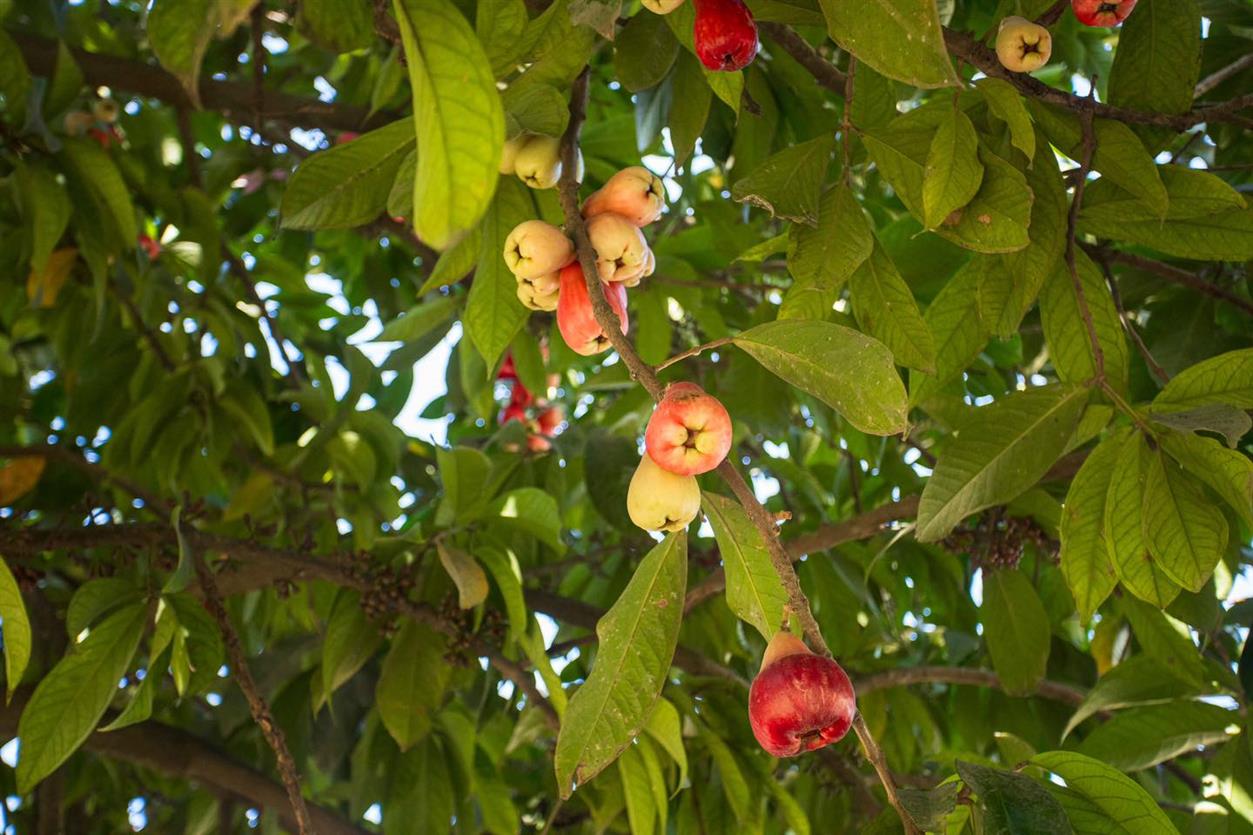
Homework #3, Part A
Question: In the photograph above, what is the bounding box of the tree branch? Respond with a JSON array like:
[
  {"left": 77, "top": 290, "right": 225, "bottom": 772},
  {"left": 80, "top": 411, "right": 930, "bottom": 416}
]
[
  {"left": 759, "top": 23, "right": 846, "bottom": 93},
  {"left": 1084, "top": 245, "right": 1253, "bottom": 318},
  {"left": 9, "top": 30, "right": 395, "bottom": 134},
  {"left": 853, "top": 666, "right": 1085, "bottom": 707}
]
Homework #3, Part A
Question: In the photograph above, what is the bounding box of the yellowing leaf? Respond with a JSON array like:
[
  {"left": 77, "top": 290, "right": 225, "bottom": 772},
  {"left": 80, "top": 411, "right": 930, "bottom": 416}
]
[
  {"left": 0, "top": 457, "right": 46, "bottom": 504},
  {"left": 26, "top": 248, "right": 77, "bottom": 308},
  {"left": 437, "top": 541, "right": 489, "bottom": 609}
]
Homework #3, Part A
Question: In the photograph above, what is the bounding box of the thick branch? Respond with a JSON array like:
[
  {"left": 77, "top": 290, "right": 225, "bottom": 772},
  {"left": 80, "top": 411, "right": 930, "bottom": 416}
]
[
  {"left": 1085, "top": 246, "right": 1253, "bottom": 318},
  {"left": 759, "top": 23, "right": 846, "bottom": 93},
  {"left": 9, "top": 31, "right": 394, "bottom": 134},
  {"left": 854, "top": 666, "right": 1085, "bottom": 707}
]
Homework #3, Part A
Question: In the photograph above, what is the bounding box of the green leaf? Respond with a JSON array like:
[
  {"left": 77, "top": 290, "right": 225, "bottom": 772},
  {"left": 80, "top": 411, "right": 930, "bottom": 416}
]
[
  {"left": 15, "top": 161, "right": 71, "bottom": 275},
  {"left": 377, "top": 296, "right": 459, "bottom": 343},
  {"left": 280, "top": 119, "right": 415, "bottom": 230},
  {"left": 219, "top": 381, "right": 274, "bottom": 457},
  {"left": 296, "top": 0, "right": 374, "bottom": 52},
  {"left": 1142, "top": 449, "right": 1227, "bottom": 594},
  {"left": 1081, "top": 166, "right": 1246, "bottom": 223},
  {"left": 1149, "top": 404, "right": 1251, "bottom": 450},
  {"left": 818, "top": 0, "right": 958, "bottom": 88},
  {"left": 644, "top": 698, "right": 687, "bottom": 789},
  {"left": 1059, "top": 433, "right": 1123, "bottom": 623},
  {"left": 848, "top": 241, "right": 937, "bottom": 373},
  {"left": 489, "top": 487, "right": 564, "bottom": 552},
  {"left": 1119, "top": 596, "right": 1204, "bottom": 684},
  {"left": 147, "top": 0, "right": 215, "bottom": 105},
  {"left": 0, "top": 28, "right": 31, "bottom": 126},
  {"left": 1107, "top": 0, "right": 1201, "bottom": 118},
  {"left": 701, "top": 492, "right": 787, "bottom": 641},
  {"left": 667, "top": 52, "right": 711, "bottom": 168},
  {"left": 0, "top": 557, "right": 31, "bottom": 701},
  {"left": 955, "top": 760, "right": 1073, "bottom": 835},
  {"left": 703, "top": 728, "right": 751, "bottom": 820},
  {"left": 1039, "top": 249, "right": 1129, "bottom": 392},
  {"left": 1029, "top": 104, "right": 1168, "bottom": 220},
  {"left": 319, "top": 589, "right": 383, "bottom": 712},
  {"left": 1159, "top": 430, "right": 1253, "bottom": 528},
  {"left": 909, "top": 258, "right": 989, "bottom": 405},
  {"left": 502, "top": 83, "right": 571, "bottom": 139},
  {"left": 618, "top": 745, "right": 658, "bottom": 835},
  {"left": 58, "top": 138, "right": 139, "bottom": 250},
  {"left": 162, "top": 505, "right": 195, "bottom": 595},
  {"left": 614, "top": 11, "right": 679, "bottom": 92},
  {"left": 465, "top": 177, "right": 531, "bottom": 369},
  {"left": 1104, "top": 432, "right": 1180, "bottom": 608},
  {"left": 435, "top": 446, "right": 492, "bottom": 527},
  {"left": 554, "top": 533, "right": 687, "bottom": 797},
  {"left": 99, "top": 651, "right": 161, "bottom": 733},
  {"left": 66, "top": 578, "right": 144, "bottom": 638},
  {"left": 733, "top": 320, "right": 909, "bottom": 436},
  {"left": 787, "top": 184, "right": 873, "bottom": 290},
  {"left": 976, "top": 78, "right": 1035, "bottom": 160},
  {"left": 17, "top": 602, "right": 147, "bottom": 792},
  {"left": 437, "top": 541, "right": 490, "bottom": 609},
  {"left": 477, "top": 0, "right": 531, "bottom": 78},
  {"left": 478, "top": 545, "right": 527, "bottom": 645},
  {"left": 1062, "top": 655, "right": 1204, "bottom": 739},
  {"left": 916, "top": 384, "right": 1088, "bottom": 542},
  {"left": 1031, "top": 751, "right": 1178, "bottom": 834},
  {"left": 1077, "top": 700, "right": 1235, "bottom": 771},
  {"left": 897, "top": 783, "right": 960, "bottom": 832},
  {"left": 981, "top": 569, "right": 1050, "bottom": 696},
  {"left": 392, "top": 0, "right": 505, "bottom": 250},
  {"left": 1154, "top": 348, "right": 1253, "bottom": 410},
  {"left": 418, "top": 227, "right": 481, "bottom": 295},
  {"left": 376, "top": 620, "right": 451, "bottom": 750},
  {"left": 731, "top": 135, "right": 834, "bottom": 226},
  {"left": 923, "top": 107, "right": 983, "bottom": 229}
]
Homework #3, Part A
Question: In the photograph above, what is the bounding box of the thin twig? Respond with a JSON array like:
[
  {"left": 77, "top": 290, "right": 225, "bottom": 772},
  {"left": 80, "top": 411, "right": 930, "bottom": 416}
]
[
  {"left": 1085, "top": 245, "right": 1253, "bottom": 318},
  {"left": 1064, "top": 84, "right": 1106, "bottom": 384},
  {"left": 193, "top": 554, "right": 313, "bottom": 835},
  {"left": 758, "top": 23, "right": 846, "bottom": 93},
  {"left": 1036, "top": 0, "right": 1069, "bottom": 26},
  {"left": 655, "top": 337, "right": 733, "bottom": 372},
  {"left": 1195, "top": 53, "right": 1253, "bottom": 98},
  {"left": 222, "top": 247, "right": 304, "bottom": 386},
  {"left": 842, "top": 57, "right": 857, "bottom": 185},
  {"left": 852, "top": 713, "right": 920, "bottom": 834},
  {"left": 1094, "top": 257, "right": 1170, "bottom": 385},
  {"left": 111, "top": 276, "right": 177, "bottom": 372}
]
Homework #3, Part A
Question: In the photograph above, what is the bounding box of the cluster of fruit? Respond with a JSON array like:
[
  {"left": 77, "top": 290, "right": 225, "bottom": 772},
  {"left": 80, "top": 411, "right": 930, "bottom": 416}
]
[
  {"left": 494, "top": 353, "right": 565, "bottom": 453},
  {"left": 644, "top": 0, "right": 759, "bottom": 73},
  {"left": 63, "top": 97, "right": 121, "bottom": 148},
  {"left": 498, "top": 134, "right": 583, "bottom": 190},
  {"left": 501, "top": 166, "right": 665, "bottom": 354},
  {"left": 996, "top": 0, "right": 1138, "bottom": 74}
]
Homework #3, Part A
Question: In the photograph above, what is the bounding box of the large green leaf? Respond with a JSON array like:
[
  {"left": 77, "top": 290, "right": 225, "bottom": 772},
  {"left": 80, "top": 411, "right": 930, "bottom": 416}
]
[
  {"left": 58, "top": 139, "right": 138, "bottom": 250},
  {"left": 296, "top": 0, "right": 375, "bottom": 52},
  {"left": 1141, "top": 449, "right": 1227, "bottom": 593},
  {"left": 147, "top": 0, "right": 216, "bottom": 104},
  {"left": 1039, "top": 249, "right": 1129, "bottom": 393},
  {"left": 701, "top": 492, "right": 787, "bottom": 641},
  {"left": 319, "top": 589, "right": 383, "bottom": 711},
  {"left": 0, "top": 29, "right": 30, "bottom": 126},
  {"left": 1077, "top": 700, "right": 1236, "bottom": 771},
  {"left": 1062, "top": 655, "right": 1205, "bottom": 739},
  {"left": 818, "top": 0, "right": 958, "bottom": 88},
  {"left": 848, "top": 242, "right": 937, "bottom": 373},
  {"left": 14, "top": 161, "right": 71, "bottom": 274},
  {"left": 1154, "top": 348, "right": 1253, "bottom": 410},
  {"left": 981, "top": 569, "right": 1050, "bottom": 696},
  {"left": 375, "top": 620, "right": 451, "bottom": 750},
  {"left": 465, "top": 177, "right": 531, "bottom": 369},
  {"left": 280, "top": 119, "right": 415, "bottom": 229},
  {"left": 1159, "top": 430, "right": 1253, "bottom": 528},
  {"left": 1107, "top": 0, "right": 1201, "bottom": 118},
  {"left": 17, "top": 602, "right": 148, "bottom": 792},
  {"left": 614, "top": 11, "right": 679, "bottom": 93},
  {"left": 393, "top": 0, "right": 505, "bottom": 250},
  {"left": 909, "top": 258, "right": 988, "bottom": 405},
  {"left": 787, "top": 184, "right": 873, "bottom": 291},
  {"left": 731, "top": 135, "right": 834, "bottom": 226},
  {"left": 1032, "top": 752, "right": 1177, "bottom": 834},
  {"left": 955, "top": 760, "right": 1073, "bottom": 835},
  {"left": 976, "top": 78, "right": 1035, "bottom": 160},
  {"left": 1104, "top": 432, "right": 1179, "bottom": 608},
  {"left": 923, "top": 106, "right": 983, "bottom": 230},
  {"left": 916, "top": 384, "right": 1088, "bottom": 542},
  {"left": 733, "top": 320, "right": 909, "bottom": 436},
  {"left": 488, "top": 487, "right": 564, "bottom": 552},
  {"left": 618, "top": 744, "right": 659, "bottom": 835},
  {"left": 1080, "top": 166, "right": 1246, "bottom": 224},
  {"left": 1059, "top": 432, "right": 1123, "bottom": 623},
  {"left": 554, "top": 533, "right": 687, "bottom": 796},
  {"left": 0, "top": 557, "right": 31, "bottom": 701}
]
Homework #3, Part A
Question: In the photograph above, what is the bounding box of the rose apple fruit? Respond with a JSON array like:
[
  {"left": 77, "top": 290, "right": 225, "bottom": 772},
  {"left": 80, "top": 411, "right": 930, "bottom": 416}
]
[
  {"left": 693, "top": 0, "right": 758, "bottom": 72},
  {"left": 749, "top": 631, "right": 856, "bottom": 758},
  {"left": 626, "top": 453, "right": 701, "bottom": 533},
  {"left": 556, "top": 263, "right": 629, "bottom": 356},
  {"left": 499, "top": 134, "right": 528, "bottom": 175},
  {"left": 642, "top": 0, "right": 685, "bottom": 12},
  {"left": 996, "top": 17, "right": 1053, "bottom": 73},
  {"left": 513, "top": 135, "right": 563, "bottom": 189},
  {"left": 586, "top": 212, "right": 651, "bottom": 284},
  {"left": 644, "top": 382, "right": 733, "bottom": 476},
  {"left": 516, "top": 270, "right": 561, "bottom": 311},
  {"left": 582, "top": 167, "right": 667, "bottom": 227},
  {"left": 1072, "top": 0, "right": 1137, "bottom": 26},
  {"left": 503, "top": 220, "right": 575, "bottom": 280}
]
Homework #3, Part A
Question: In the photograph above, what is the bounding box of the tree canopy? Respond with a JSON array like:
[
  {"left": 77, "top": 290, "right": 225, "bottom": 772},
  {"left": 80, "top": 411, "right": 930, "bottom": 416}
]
[{"left": 0, "top": 0, "right": 1252, "bottom": 833}]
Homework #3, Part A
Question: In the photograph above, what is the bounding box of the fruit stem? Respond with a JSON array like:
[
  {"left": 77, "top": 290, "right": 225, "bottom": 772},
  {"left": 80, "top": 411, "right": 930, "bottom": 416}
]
[{"left": 852, "top": 712, "right": 922, "bottom": 834}]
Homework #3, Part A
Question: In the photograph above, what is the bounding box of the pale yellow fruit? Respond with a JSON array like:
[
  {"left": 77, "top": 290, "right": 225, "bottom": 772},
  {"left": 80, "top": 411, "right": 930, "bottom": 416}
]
[
  {"left": 642, "top": 0, "right": 685, "bottom": 12},
  {"left": 587, "top": 212, "right": 651, "bottom": 284},
  {"left": 92, "top": 98, "right": 120, "bottom": 124},
  {"left": 503, "top": 220, "right": 575, "bottom": 279},
  {"left": 996, "top": 16, "right": 1052, "bottom": 73},
  {"left": 514, "top": 135, "right": 563, "bottom": 189},
  {"left": 499, "top": 134, "right": 528, "bottom": 175},
  {"left": 516, "top": 271, "right": 560, "bottom": 311},
  {"left": 627, "top": 453, "right": 701, "bottom": 533}
]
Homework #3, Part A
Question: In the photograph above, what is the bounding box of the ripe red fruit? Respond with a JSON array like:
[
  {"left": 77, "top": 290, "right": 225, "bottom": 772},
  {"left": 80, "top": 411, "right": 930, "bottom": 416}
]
[
  {"left": 693, "top": 0, "right": 758, "bottom": 72},
  {"left": 749, "top": 632, "right": 856, "bottom": 758},
  {"left": 536, "top": 405, "right": 564, "bottom": 436},
  {"left": 1071, "top": 0, "right": 1137, "bottom": 26},
  {"left": 497, "top": 354, "right": 517, "bottom": 382},
  {"left": 138, "top": 234, "right": 161, "bottom": 260},
  {"left": 644, "top": 382, "right": 732, "bottom": 476},
  {"left": 556, "top": 263, "right": 629, "bottom": 356},
  {"left": 499, "top": 402, "right": 527, "bottom": 426},
  {"left": 509, "top": 381, "right": 534, "bottom": 409}
]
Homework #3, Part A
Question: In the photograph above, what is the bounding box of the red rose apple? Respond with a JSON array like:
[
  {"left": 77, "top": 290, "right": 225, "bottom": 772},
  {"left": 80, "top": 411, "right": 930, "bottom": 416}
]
[
  {"left": 556, "top": 263, "right": 629, "bottom": 356},
  {"left": 693, "top": 0, "right": 758, "bottom": 72},
  {"left": 1071, "top": 0, "right": 1137, "bottom": 26},
  {"left": 644, "top": 382, "right": 732, "bottom": 476},
  {"left": 749, "top": 631, "right": 856, "bottom": 758}
]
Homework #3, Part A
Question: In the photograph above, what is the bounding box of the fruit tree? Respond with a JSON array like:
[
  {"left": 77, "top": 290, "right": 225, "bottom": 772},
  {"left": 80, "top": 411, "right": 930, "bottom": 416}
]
[{"left": 1, "top": 0, "right": 1252, "bottom": 832}]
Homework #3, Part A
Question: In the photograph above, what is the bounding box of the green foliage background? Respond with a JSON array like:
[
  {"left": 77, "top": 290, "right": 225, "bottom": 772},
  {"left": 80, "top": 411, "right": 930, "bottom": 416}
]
[{"left": 0, "top": 0, "right": 1251, "bottom": 832}]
